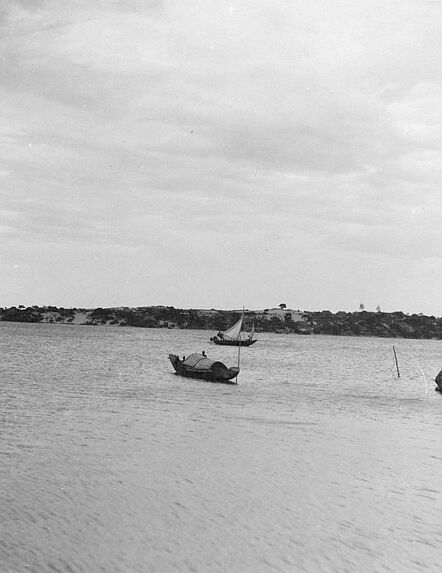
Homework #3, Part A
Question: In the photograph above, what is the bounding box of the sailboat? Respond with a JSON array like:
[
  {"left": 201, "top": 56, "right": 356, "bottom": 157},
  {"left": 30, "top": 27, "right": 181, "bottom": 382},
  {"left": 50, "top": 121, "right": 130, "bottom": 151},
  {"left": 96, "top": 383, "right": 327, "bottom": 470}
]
[{"left": 210, "top": 313, "right": 257, "bottom": 346}]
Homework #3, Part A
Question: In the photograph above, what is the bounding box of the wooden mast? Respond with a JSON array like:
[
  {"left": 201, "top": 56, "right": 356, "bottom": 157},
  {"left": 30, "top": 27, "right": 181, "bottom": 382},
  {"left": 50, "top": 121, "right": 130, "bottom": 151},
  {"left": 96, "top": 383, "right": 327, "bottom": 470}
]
[{"left": 236, "top": 308, "right": 244, "bottom": 381}]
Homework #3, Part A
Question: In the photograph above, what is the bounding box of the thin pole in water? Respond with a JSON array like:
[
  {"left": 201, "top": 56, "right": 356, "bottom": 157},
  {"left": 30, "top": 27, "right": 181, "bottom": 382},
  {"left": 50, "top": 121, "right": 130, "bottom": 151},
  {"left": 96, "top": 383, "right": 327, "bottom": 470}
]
[
  {"left": 236, "top": 308, "right": 244, "bottom": 382},
  {"left": 393, "top": 346, "right": 400, "bottom": 378}
]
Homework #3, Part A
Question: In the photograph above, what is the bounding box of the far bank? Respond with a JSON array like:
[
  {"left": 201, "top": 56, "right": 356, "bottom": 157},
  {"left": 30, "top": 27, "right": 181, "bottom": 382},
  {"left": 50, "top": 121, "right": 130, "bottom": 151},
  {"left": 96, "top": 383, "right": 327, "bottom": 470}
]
[{"left": 1, "top": 305, "right": 442, "bottom": 340}]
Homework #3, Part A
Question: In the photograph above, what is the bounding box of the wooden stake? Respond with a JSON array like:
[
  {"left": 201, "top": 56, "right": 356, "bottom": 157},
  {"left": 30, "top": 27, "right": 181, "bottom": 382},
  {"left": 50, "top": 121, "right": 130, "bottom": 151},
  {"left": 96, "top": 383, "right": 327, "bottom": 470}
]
[{"left": 393, "top": 346, "right": 400, "bottom": 378}]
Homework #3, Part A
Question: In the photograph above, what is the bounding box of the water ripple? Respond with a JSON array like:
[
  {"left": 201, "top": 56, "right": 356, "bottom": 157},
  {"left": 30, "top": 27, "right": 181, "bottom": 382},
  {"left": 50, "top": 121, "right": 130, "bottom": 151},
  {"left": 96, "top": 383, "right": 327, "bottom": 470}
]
[{"left": 1, "top": 323, "right": 441, "bottom": 572}]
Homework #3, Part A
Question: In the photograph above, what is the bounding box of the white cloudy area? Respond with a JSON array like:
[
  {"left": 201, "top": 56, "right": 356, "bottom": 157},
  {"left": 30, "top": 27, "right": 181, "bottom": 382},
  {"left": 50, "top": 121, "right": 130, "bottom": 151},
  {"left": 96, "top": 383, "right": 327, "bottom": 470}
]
[{"left": 1, "top": 0, "right": 442, "bottom": 314}]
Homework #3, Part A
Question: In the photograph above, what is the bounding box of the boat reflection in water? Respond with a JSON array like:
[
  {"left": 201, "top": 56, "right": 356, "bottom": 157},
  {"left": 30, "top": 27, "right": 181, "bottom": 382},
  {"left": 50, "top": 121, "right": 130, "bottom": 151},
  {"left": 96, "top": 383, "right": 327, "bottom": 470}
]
[{"left": 168, "top": 353, "right": 239, "bottom": 384}]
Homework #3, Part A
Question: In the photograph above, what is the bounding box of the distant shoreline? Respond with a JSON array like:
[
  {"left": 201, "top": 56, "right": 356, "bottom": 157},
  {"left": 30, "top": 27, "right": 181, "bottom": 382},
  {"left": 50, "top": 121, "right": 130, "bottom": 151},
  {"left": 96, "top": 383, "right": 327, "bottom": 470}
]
[{"left": 1, "top": 305, "right": 441, "bottom": 340}]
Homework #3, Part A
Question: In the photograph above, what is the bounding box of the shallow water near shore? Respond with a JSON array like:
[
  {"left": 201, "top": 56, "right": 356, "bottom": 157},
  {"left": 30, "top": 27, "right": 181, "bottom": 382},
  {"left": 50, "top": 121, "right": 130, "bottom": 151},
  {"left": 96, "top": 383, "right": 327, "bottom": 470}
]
[{"left": 1, "top": 322, "right": 442, "bottom": 572}]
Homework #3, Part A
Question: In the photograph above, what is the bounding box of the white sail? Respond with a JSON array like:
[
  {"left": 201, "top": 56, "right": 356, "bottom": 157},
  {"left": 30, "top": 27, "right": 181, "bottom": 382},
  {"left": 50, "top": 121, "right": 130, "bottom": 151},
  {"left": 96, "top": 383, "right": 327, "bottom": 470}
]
[
  {"left": 248, "top": 323, "right": 255, "bottom": 340},
  {"left": 222, "top": 314, "right": 244, "bottom": 340}
]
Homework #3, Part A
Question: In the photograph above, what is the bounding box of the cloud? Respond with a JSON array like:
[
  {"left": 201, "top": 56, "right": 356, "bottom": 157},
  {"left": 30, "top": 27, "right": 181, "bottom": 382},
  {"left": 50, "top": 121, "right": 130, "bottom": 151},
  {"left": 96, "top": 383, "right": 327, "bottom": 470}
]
[{"left": 0, "top": 0, "right": 441, "bottom": 311}]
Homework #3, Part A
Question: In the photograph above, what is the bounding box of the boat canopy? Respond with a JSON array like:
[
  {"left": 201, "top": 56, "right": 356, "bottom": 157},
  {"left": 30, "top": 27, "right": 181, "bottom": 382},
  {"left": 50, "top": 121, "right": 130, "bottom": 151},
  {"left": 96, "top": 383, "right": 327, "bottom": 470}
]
[{"left": 183, "top": 353, "right": 227, "bottom": 371}]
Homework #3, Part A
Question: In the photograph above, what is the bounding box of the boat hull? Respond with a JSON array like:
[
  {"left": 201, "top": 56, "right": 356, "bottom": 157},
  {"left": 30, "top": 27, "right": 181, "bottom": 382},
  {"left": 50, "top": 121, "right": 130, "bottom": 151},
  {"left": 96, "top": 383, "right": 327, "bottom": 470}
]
[
  {"left": 210, "top": 338, "right": 257, "bottom": 346},
  {"left": 168, "top": 354, "right": 239, "bottom": 384},
  {"left": 435, "top": 369, "right": 442, "bottom": 393}
]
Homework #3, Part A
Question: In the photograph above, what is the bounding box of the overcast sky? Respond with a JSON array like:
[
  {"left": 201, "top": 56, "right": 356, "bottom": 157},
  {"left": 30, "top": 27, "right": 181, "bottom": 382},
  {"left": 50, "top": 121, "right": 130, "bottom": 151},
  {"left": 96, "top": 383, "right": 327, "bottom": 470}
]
[{"left": 1, "top": 0, "right": 442, "bottom": 314}]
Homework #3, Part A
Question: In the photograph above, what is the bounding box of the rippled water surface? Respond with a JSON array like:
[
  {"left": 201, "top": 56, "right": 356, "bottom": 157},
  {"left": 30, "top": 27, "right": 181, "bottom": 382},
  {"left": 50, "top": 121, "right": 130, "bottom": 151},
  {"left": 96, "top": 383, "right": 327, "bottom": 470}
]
[{"left": 1, "top": 323, "right": 442, "bottom": 572}]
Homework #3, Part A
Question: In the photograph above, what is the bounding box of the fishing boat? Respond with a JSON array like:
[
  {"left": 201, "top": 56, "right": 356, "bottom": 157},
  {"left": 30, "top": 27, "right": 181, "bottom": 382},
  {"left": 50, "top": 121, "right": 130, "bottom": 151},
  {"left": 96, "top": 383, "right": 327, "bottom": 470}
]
[
  {"left": 435, "top": 369, "right": 442, "bottom": 393},
  {"left": 168, "top": 353, "right": 239, "bottom": 384},
  {"left": 210, "top": 313, "right": 257, "bottom": 346}
]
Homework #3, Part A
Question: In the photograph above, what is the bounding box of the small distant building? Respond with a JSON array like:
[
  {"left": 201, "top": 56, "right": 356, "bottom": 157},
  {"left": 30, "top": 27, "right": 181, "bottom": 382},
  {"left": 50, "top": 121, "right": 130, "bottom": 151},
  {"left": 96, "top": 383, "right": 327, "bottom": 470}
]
[{"left": 262, "top": 307, "right": 308, "bottom": 323}]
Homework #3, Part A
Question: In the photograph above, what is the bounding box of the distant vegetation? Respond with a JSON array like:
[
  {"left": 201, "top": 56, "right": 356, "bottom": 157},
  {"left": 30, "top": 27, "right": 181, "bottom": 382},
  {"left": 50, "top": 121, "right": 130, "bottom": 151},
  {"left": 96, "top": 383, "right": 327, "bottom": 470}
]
[{"left": 1, "top": 305, "right": 442, "bottom": 340}]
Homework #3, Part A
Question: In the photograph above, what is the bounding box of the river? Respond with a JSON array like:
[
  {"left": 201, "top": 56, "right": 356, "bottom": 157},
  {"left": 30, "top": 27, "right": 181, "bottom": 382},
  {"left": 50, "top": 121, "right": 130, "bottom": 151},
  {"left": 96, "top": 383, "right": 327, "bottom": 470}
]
[{"left": 1, "top": 322, "right": 441, "bottom": 572}]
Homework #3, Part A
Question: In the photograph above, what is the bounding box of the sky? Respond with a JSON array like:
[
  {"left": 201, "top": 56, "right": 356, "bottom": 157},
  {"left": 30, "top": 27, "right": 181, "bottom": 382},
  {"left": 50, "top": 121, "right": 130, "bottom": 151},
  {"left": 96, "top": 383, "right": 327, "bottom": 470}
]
[{"left": 1, "top": 0, "right": 442, "bottom": 315}]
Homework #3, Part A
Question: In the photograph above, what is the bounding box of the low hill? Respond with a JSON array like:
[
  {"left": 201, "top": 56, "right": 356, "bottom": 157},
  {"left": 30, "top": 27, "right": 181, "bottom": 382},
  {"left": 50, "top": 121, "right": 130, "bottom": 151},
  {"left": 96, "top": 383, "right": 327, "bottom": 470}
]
[{"left": 1, "top": 305, "right": 441, "bottom": 340}]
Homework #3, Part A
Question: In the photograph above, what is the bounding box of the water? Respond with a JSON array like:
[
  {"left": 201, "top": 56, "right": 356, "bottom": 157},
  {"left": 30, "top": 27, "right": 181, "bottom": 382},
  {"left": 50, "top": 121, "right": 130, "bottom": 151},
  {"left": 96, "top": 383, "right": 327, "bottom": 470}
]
[{"left": 1, "top": 322, "right": 441, "bottom": 573}]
